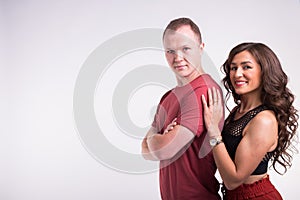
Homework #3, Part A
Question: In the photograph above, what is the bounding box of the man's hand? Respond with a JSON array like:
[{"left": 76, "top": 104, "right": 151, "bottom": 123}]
[{"left": 163, "top": 118, "right": 177, "bottom": 134}]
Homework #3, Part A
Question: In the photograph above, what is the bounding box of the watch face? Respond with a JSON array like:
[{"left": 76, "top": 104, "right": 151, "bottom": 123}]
[{"left": 210, "top": 138, "right": 217, "bottom": 146}]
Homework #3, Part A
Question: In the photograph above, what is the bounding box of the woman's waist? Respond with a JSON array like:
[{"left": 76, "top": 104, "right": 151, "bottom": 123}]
[{"left": 242, "top": 173, "right": 268, "bottom": 185}]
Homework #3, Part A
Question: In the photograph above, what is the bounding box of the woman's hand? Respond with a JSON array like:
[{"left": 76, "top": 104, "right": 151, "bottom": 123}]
[
  {"left": 201, "top": 87, "right": 223, "bottom": 138},
  {"left": 163, "top": 118, "right": 177, "bottom": 134}
]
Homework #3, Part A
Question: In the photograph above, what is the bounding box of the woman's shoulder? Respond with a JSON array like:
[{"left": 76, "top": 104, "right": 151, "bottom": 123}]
[
  {"left": 244, "top": 109, "right": 278, "bottom": 150},
  {"left": 247, "top": 109, "right": 278, "bottom": 135},
  {"left": 252, "top": 109, "right": 277, "bottom": 124}
]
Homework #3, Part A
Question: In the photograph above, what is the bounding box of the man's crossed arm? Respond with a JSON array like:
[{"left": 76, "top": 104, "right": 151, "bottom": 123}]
[{"left": 141, "top": 125, "right": 195, "bottom": 161}]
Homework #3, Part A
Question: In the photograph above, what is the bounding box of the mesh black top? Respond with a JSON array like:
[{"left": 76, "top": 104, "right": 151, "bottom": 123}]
[{"left": 222, "top": 105, "right": 274, "bottom": 175}]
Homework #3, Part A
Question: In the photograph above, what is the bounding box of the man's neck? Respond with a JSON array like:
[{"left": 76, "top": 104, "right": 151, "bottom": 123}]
[{"left": 176, "top": 71, "right": 205, "bottom": 86}]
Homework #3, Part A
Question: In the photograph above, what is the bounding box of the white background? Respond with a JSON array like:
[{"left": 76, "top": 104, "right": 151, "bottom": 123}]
[{"left": 2, "top": 0, "right": 300, "bottom": 199}]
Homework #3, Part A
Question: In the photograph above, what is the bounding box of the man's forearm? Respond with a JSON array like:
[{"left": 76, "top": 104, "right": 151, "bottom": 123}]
[
  {"left": 146, "top": 125, "right": 194, "bottom": 160},
  {"left": 141, "top": 137, "right": 159, "bottom": 161}
]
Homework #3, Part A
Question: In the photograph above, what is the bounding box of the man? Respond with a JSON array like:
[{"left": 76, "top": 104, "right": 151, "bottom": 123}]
[{"left": 141, "top": 17, "right": 224, "bottom": 199}]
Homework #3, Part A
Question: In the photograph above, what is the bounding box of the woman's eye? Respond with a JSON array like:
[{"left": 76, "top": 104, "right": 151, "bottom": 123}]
[{"left": 230, "top": 66, "right": 237, "bottom": 71}]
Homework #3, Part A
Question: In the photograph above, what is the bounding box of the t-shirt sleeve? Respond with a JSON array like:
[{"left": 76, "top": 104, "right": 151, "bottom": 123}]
[
  {"left": 151, "top": 90, "right": 172, "bottom": 134},
  {"left": 177, "top": 86, "right": 207, "bottom": 137}
]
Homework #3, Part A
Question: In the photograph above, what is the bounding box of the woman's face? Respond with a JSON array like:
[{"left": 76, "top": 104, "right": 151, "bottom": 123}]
[{"left": 229, "top": 50, "right": 262, "bottom": 97}]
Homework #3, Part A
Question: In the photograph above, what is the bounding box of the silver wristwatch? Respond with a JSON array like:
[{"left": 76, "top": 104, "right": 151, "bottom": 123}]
[{"left": 209, "top": 136, "right": 223, "bottom": 147}]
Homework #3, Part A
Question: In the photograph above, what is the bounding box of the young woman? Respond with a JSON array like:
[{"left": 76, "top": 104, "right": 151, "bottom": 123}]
[{"left": 201, "top": 42, "right": 298, "bottom": 199}]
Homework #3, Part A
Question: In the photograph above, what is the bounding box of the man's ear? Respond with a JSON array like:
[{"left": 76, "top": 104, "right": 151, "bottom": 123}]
[{"left": 200, "top": 42, "right": 205, "bottom": 50}]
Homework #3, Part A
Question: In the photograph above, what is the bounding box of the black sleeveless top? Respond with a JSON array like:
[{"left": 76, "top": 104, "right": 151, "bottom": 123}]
[{"left": 222, "top": 105, "right": 274, "bottom": 175}]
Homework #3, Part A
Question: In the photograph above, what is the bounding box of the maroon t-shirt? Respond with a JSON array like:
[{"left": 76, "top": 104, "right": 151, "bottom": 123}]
[{"left": 152, "top": 74, "right": 222, "bottom": 200}]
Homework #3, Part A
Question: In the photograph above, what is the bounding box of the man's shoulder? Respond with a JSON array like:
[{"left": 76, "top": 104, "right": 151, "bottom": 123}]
[
  {"left": 159, "top": 89, "right": 175, "bottom": 103},
  {"left": 192, "top": 74, "right": 221, "bottom": 90},
  {"left": 196, "top": 74, "right": 218, "bottom": 84}
]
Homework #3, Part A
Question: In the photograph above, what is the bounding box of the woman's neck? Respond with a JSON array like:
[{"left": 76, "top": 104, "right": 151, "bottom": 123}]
[{"left": 238, "top": 99, "right": 262, "bottom": 114}]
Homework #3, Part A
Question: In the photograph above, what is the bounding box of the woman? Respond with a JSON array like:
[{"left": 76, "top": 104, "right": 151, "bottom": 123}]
[{"left": 201, "top": 42, "right": 298, "bottom": 199}]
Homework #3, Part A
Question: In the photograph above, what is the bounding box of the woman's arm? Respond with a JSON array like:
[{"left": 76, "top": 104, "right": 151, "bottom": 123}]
[
  {"left": 202, "top": 88, "right": 278, "bottom": 189},
  {"left": 212, "top": 113, "right": 277, "bottom": 189}
]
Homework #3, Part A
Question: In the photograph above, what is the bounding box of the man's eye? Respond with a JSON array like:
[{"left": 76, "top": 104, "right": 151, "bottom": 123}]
[
  {"left": 166, "top": 50, "right": 175, "bottom": 54},
  {"left": 183, "top": 47, "right": 190, "bottom": 51}
]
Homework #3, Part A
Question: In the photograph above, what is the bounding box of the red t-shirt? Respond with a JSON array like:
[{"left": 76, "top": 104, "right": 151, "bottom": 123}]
[{"left": 152, "top": 74, "right": 222, "bottom": 200}]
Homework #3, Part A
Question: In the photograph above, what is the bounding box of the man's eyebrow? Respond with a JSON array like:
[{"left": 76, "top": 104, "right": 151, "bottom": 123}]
[{"left": 165, "top": 44, "right": 191, "bottom": 49}]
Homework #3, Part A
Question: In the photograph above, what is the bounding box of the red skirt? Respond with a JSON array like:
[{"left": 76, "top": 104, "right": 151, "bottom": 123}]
[{"left": 223, "top": 175, "right": 283, "bottom": 200}]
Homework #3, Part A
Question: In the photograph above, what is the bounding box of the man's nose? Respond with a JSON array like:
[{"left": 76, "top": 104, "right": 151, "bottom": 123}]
[{"left": 174, "top": 51, "right": 184, "bottom": 61}]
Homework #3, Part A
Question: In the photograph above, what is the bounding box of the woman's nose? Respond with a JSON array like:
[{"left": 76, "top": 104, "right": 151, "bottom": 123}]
[{"left": 235, "top": 67, "right": 243, "bottom": 77}]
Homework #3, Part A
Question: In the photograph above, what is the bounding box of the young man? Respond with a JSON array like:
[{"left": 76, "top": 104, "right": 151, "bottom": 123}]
[{"left": 141, "top": 17, "right": 223, "bottom": 200}]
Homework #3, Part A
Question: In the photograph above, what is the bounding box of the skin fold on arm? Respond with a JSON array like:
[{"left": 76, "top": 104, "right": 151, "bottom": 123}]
[{"left": 142, "top": 124, "right": 195, "bottom": 161}]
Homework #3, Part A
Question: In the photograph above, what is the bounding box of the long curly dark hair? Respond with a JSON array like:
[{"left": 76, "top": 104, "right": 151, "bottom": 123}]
[{"left": 222, "top": 42, "right": 298, "bottom": 174}]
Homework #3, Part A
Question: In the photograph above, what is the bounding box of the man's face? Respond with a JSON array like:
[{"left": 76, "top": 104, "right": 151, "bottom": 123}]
[{"left": 163, "top": 25, "right": 204, "bottom": 80}]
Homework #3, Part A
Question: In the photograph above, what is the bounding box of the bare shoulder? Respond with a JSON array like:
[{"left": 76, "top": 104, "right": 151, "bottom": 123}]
[
  {"left": 251, "top": 110, "right": 277, "bottom": 126},
  {"left": 246, "top": 110, "right": 278, "bottom": 138}
]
